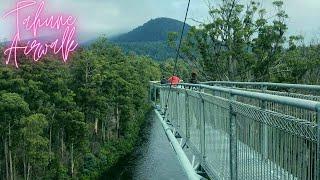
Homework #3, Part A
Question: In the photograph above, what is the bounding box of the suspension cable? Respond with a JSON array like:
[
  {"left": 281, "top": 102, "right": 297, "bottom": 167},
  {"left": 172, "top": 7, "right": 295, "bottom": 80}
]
[{"left": 163, "top": 0, "right": 191, "bottom": 117}]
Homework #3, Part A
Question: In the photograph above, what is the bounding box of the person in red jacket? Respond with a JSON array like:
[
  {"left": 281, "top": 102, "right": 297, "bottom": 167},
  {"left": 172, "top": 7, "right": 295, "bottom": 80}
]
[{"left": 167, "top": 75, "right": 181, "bottom": 86}]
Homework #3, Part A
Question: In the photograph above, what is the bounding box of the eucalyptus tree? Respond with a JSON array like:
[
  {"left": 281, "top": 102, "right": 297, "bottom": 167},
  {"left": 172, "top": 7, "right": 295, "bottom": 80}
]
[
  {"left": 0, "top": 93, "right": 30, "bottom": 180},
  {"left": 20, "top": 114, "right": 49, "bottom": 180},
  {"left": 180, "top": 0, "right": 288, "bottom": 81}
]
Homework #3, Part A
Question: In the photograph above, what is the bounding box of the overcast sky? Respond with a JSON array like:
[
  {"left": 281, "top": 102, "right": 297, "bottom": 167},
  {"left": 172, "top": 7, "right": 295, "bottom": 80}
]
[{"left": 0, "top": 0, "right": 320, "bottom": 43}]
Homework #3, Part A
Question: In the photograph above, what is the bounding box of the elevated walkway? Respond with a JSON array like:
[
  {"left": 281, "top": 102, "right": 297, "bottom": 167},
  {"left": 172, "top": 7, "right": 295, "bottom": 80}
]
[{"left": 150, "top": 81, "right": 320, "bottom": 180}]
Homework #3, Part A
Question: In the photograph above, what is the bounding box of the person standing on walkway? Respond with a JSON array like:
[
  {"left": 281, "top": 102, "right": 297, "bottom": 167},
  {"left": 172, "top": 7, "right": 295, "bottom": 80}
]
[
  {"left": 167, "top": 75, "right": 181, "bottom": 86},
  {"left": 160, "top": 76, "right": 167, "bottom": 84},
  {"left": 189, "top": 72, "right": 198, "bottom": 84}
]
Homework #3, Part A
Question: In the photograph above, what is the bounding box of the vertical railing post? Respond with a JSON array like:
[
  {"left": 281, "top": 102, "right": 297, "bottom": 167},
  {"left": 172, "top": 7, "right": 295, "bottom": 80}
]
[
  {"left": 316, "top": 105, "right": 320, "bottom": 180},
  {"left": 153, "top": 86, "right": 157, "bottom": 103},
  {"left": 200, "top": 94, "right": 206, "bottom": 163},
  {"left": 159, "top": 86, "right": 162, "bottom": 107},
  {"left": 214, "top": 90, "right": 218, "bottom": 97},
  {"left": 261, "top": 85, "right": 268, "bottom": 159},
  {"left": 149, "top": 83, "right": 152, "bottom": 103},
  {"left": 176, "top": 91, "right": 180, "bottom": 128},
  {"left": 185, "top": 91, "right": 190, "bottom": 139},
  {"left": 229, "top": 92, "right": 238, "bottom": 180}
]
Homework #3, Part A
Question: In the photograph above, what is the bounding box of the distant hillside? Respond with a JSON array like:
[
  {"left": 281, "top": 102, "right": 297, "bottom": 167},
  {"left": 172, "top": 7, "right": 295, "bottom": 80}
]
[
  {"left": 112, "top": 17, "right": 191, "bottom": 42},
  {"left": 112, "top": 41, "right": 176, "bottom": 60},
  {"left": 110, "top": 17, "right": 190, "bottom": 61}
]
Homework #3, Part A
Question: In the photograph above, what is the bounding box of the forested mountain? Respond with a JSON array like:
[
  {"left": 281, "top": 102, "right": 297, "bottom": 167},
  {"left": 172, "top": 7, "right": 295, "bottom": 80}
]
[
  {"left": 112, "top": 17, "right": 191, "bottom": 42},
  {"left": 0, "top": 38, "right": 161, "bottom": 179},
  {"left": 111, "top": 17, "right": 191, "bottom": 61}
]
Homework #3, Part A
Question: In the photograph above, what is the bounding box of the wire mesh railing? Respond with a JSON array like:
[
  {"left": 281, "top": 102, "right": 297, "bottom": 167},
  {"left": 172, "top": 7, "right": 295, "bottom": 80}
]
[
  {"left": 199, "top": 82, "right": 320, "bottom": 123},
  {"left": 150, "top": 82, "right": 320, "bottom": 180},
  {"left": 201, "top": 81, "right": 320, "bottom": 100}
]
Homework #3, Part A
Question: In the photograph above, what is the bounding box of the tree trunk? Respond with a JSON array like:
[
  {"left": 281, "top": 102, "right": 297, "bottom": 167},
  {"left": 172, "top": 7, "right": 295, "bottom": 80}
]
[
  {"left": 94, "top": 118, "right": 98, "bottom": 135},
  {"left": 9, "top": 151, "right": 12, "bottom": 180},
  {"left": 13, "top": 155, "right": 16, "bottom": 180},
  {"left": 70, "top": 143, "right": 74, "bottom": 177},
  {"left": 116, "top": 106, "right": 120, "bottom": 139},
  {"left": 102, "top": 120, "right": 105, "bottom": 142},
  {"left": 228, "top": 55, "right": 235, "bottom": 81},
  {"left": 107, "top": 127, "right": 110, "bottom": 141},
  {"left": 49, "top": 113, "right": 55, "bottom": 162},
  {"left": 49, "top": 126, "right": 52, "bottom": 161},
  {"left": 27, "top": 163, "right": 31, "bottom": 180},
  {"left": 61, "top": 129, "right": 64, "bottom": 159},
  {"left": 23, "top": 154, "right": 26, "bottom": 180},
  {"left": 8, "top": 122, "right": 13, "bottom": 180},
  {"left": 23, "top": 136, "right": 27, "bottom": 180},
  {"left": 85, "top": 62, "right": 89, "bottom": 85},
  {"left": 4, "top": 137, "right": 9, "bottom": 180}
]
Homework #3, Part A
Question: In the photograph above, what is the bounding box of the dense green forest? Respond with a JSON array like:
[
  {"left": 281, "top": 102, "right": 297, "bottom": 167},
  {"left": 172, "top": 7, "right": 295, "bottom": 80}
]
[
  {"left": 113, "top": 41, "right": 176, "bottom": 61},
  {"left": 0, "top": 37, "right": 160, "bottom": 179}
]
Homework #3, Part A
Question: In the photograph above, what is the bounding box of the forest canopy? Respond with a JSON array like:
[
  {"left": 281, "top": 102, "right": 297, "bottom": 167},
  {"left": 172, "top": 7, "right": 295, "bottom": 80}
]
[{"left": 0, "top": 37, "right": 160, "bottom": 179}]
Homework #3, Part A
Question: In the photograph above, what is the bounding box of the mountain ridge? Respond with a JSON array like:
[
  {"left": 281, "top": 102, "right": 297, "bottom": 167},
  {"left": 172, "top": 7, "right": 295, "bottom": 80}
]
[
  {"left": 111, "top": 17, "right": 191, "bottom": 61},
  {"left": 111, "top": 17, "right": 191, "bottom": 43}
]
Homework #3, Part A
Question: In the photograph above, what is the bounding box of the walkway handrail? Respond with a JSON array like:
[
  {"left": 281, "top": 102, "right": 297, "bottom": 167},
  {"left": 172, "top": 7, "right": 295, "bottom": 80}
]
[
  {"left": 201, "top": 81, "right": 320, "bottom": 91},
  {"left": 153, "top": 82, "right": 320, "bottom": 111}
]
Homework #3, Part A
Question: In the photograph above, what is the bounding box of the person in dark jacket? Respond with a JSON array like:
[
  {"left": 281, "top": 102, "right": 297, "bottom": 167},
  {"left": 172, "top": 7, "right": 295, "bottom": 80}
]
[
  {"left": 160, "top": 76, "right": 167, "bottom": 84},
  {"left": 189, "top": 72, "right": 198, "bottom": 84}
]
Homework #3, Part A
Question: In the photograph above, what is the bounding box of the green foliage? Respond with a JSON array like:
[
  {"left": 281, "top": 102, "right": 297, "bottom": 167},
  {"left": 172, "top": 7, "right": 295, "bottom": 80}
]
[
  {"left": 0, "top": 93, "right": 30, "bottom": 123},
  {"left": 21, "top": 114, "right": 49, "bottom": 177},
  {"left": 114, "top": 41, "right": 176, "bottom": 61},
  {"left": 159, "top": 59, "right": 191, "bottom": 81},
  {"left": 164, "top": 0, "right": 319, "bottom": 84},
  {"left": 180, "top": 0, "right": 290, "bottom": 81},
  {"left": 271, "top": 44, "right": 320, "bottom": 84},
  {"left": 0, "top": 37, "right": 161, "bottom": 179}
]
